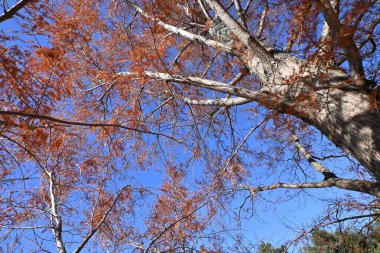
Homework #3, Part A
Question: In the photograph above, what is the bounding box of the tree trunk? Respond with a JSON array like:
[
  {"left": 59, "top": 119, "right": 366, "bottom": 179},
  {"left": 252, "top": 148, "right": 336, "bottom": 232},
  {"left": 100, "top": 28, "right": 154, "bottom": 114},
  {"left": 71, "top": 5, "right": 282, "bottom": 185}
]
[
  {"left": 309, "top": 88, "right": 380, "bottom": 180},
  {"left": 244, "top": 53, "right": 380, "bottom": 180},
  {"left": 204, "top": 0, "right": 379, "bottom": 181}
]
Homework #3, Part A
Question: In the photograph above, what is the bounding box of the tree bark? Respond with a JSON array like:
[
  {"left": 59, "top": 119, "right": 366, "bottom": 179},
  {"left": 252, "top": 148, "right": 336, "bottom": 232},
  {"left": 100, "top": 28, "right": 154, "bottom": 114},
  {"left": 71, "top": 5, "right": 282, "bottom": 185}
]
[
  {"left": 244, "top": 53, "right": 380, "bottom": 180},
  {"left": 309, "top": 88, "right": 380, "bottom": 180}
]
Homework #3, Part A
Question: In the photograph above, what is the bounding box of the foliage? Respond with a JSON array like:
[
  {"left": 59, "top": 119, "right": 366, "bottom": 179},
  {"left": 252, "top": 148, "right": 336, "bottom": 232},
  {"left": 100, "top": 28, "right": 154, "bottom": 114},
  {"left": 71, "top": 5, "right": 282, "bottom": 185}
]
[
  {"left": 0, "top": 0, "right": 379, "bottom": 252},
  {"left": 301, "top": 223, "right": 380, "bottom": 253},
  {"left": 258, "top": 241, "right": 287, "bottom": 253}
]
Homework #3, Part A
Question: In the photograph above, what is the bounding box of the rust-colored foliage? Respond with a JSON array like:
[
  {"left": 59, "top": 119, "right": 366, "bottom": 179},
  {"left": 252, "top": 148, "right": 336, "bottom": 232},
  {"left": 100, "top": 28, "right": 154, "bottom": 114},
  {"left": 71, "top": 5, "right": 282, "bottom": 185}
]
[{"left": 0, "top": 0, "right": 379, "bottom": 252}]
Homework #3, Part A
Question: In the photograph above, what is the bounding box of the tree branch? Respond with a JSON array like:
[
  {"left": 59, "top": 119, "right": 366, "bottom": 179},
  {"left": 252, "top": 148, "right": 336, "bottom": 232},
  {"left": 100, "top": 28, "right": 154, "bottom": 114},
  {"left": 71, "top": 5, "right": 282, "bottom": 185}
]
[
  {"left": 48, "top": 170, "right": 67, "bottom": 253},
  {"left": 293, "top": 135, "right": 338, "bottom": 179},
  {"left": 337, "top": 12, "right": 379, "bottom": 66},
  {"left": 233, "top": 0, "right": 247, "bottom": 29},
  {"left": 242, "top": 0, "right": 253, "bottom": 16},
  {"left": 144, "top": 193, "right": 219, "bottom": 253},
  {"left": 248, "top": 178, "right": 380, "bottom": 197},
  {"left": 118, "top": 71, "right": 275, "bottom": 103},
  {"left": 126, "top": 1, "right": 233, "bottom": 54},
  {"left": 256, "top": 0, "right": 268, "bottom": 38},
  {"left": 222, "top": 116, "right": 269, "bottom": 174},
  {"left": 204, "top": 0, "right": 273, "bottom": 60},
  {"left": 73, "top": 185, "right": 130, "bottom": 253},
  {"left": 169, "top": 41, "right": 193, "bottom": 68},
  {"left": 0, "top": 110, "right": 182, "bottom": 144},
  {"left": 175, "top": 95, "right": 250, "bottom": 106},
  {"left": 229, "top": 71, "right": 246, "bottom": 86},
  {"left": 317, "top": 0, "right": 366, "bottom": 83},
  {"left": 197, "top": 0, "right": 212, "bottom": 20},
  {"left": 0, "top": 0, "right": 33, "bottom": 23}
]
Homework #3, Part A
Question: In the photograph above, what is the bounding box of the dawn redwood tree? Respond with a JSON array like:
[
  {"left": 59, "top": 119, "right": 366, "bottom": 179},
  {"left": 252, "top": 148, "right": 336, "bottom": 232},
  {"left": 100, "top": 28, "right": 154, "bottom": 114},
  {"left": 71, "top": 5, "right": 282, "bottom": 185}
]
[{"left": 0, "top": 0, "right": 379, "bottom": 252}]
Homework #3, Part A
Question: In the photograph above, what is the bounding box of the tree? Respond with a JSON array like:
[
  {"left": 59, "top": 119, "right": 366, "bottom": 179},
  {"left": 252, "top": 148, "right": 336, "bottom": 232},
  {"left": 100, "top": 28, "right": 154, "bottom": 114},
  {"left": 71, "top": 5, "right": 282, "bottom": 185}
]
[
  {"left": 260, "top": 222, "right": 380, "bottom": 253},
  {"left": 301, "top": 224, "right": 380, "bottom": 253},
  {"left": 258, "top": 241, "right": 287, "bottom": 253},
  {"left": 0, "top": 0, "right": 379, "bottom": 252}
]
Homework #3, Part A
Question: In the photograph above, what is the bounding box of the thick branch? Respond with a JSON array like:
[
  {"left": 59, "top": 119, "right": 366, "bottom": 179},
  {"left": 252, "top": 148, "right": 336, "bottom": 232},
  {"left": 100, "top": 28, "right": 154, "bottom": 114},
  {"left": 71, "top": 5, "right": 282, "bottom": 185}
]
[
  {"left": 318, "top": 0, "right": 366, "bottom": 82},
  {"left": 293, "top": 135, "right": 338, "bottom": 179},
  {"left": 175, "top": 95, "right": 250, "bottom": 106},
  {"left": 0, "top": 0, "right": 33, "bottom": 23},
  {"left": 204, "top": 0, "right": 273, "bottom": 60},
  {"left": 337, "top": 13, "right": 380, "bottom": 66},
  {"left": 249, "top": 178, "right": 380, "bottom": 197},
  {"left": 126, "top": 1, "right": 233, "bottom": 54},
  {"left": 118, "top": 71, "right": 278, "bottom": 104}
]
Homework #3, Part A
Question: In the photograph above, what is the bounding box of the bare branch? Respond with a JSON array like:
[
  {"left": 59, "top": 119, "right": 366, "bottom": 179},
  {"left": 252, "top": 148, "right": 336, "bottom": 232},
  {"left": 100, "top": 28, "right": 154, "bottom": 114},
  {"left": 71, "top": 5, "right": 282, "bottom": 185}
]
[
  {"left": 117, "top": 71, "right": 284, "bottom": 108},
  {"left": 0, "top": 0, "right": 33, "bottom": 23},
  {"left": 229, "top": 71, "right": 245, "bottom": 86},
  {"left": 317, "top": 0, "right": 367, "bottom": 83},
  {"left": 0, "top": 110, "right": 183, "bottom": 144},
  {"left": 175, "top": 95, "right": 250, "bottom": 106},
  {"left": 98, "top": 80, "right": 117, "bottom": 101},
  {"left": 242, "top": 0, "right": 254, "bottom": 16},
  {"left": 0, "top": 225, "right": 50, "bottom": 230},
  {"left": 233, "top": 0, "right": 247, "bottom": 28},
  {"left": 146, "top": 97, "right": 174, "bottom": 117},
  {"left": 256, "top": 0, "right": 268, "bottom": 38},
  {"left": 204, "top": 0, "right": 273, "bottom": 61},
  {"left": 197, "top": 0, "right": 212, "bottom": 20},
  {"left": 312, "top": 154, "right": 348, "bottom": 161},
  {"left": 0, "top": 176, "right": 38, "bottom": 182},
  {"left": 169, "top": 41, "right": 193, "bottom": 68},
  {"left": 247, "top": 178, "right": 380, "bottom": 197},
  {"left": 224, "top": 71, "right": 248, "bottom": 99},
  {"left": 222, "top": 116, "right": 269, "bottom": 172},
  {"left": 201, "top": 51, "right": 219, "bottom": 77},
  {"left": 73, "top": 185, "right": 130, "bottom": 253},
  {"left": 126, "top": 1, "right": 233, "bottom": 54},
  {"left": 359, "top": 37, "right": 377, "bottom": 59},
  {"left": 293, "top": 135, "right": 338, "bottom": 179}
]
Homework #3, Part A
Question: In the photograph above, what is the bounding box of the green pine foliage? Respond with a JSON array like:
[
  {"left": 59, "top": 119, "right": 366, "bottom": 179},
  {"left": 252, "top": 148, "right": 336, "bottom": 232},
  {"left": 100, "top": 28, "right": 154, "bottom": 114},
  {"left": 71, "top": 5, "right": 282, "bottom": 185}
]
[
  {"left": 258, "top": 222, "right": 380, "bottom": 253},
  {"left": 258, "top": 241, "right": 287, "bottom": 253},
  {"left": 301, "top": 223, "right": 380, "bottom": 253}
]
